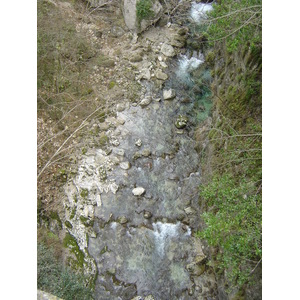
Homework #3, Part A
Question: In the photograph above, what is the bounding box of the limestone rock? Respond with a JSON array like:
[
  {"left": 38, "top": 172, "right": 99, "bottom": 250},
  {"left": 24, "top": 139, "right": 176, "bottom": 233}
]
[
  {"left": 140, "top": 97, "right": 152, "bottom": 107},
  {"left": 136, "top": 68, "right": 151, "bottom": 81},
  {"left": 123, "top": 0, "right": 163, "bottom": 33},
  {"left": 132, "top": 187, "right": 145, "bottom": 196},
  {"left": 161, "top": 43, "right": 175, "bottom": 57},
  {"left": 110, "top": 182, "right": 119, "bottom": 194},
  {"left": 116, "top": 117, "right": 126, "bottom": 125},
  {"left": 155, "top": 70, "right": 168, "bottom": 80},
  {"left": 163, "top": 88, "right": 176, "bottom": 100},
  {"left": 135, "top": 139, "right": 142, "bottom": 147},
  {"left": 120, "top": 161, "right": 131, "bottom": 170},
  {"left": 141, "top": 149, "right": 151, "bottom": 157},
  {"left": 116, "top": 103, "right": 126, "bottom": 112}
]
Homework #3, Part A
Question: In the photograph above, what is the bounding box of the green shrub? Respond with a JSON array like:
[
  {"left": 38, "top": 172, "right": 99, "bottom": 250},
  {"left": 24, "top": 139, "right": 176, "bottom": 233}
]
[
  {"left": 37, "top": 242, "right": 94, "bottom": 299},
  {"left": 199, "top": 174, "right": 262, "bottom": 287},
  {"left": 136, "top": 0, "right": 154, "bottom": 23}
]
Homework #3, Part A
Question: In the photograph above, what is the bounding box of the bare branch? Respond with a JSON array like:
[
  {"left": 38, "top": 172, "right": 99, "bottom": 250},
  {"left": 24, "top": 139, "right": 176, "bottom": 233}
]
[{"left": 38, "top": 105, "right": 104, "bottom": 179}]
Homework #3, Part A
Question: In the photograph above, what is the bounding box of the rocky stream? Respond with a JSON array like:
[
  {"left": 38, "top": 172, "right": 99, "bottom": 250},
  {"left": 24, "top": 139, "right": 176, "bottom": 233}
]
[{"left": 45, "top": 1, "right": 224, "bottom": 299}]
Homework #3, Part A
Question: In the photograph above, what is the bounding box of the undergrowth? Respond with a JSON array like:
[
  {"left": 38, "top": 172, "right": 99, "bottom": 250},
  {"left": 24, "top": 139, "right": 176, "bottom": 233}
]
[
  {"left": 196, "top": 0, "right": 262, "bottom": 294},
  {"left": 37, "top": 229, "right": 94, "bottom": 299}
]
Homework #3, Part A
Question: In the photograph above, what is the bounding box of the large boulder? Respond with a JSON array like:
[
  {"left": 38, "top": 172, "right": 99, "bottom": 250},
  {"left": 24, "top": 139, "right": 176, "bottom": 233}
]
[{"left": 123, "top": 0, "right": 163, "bottom": 33}]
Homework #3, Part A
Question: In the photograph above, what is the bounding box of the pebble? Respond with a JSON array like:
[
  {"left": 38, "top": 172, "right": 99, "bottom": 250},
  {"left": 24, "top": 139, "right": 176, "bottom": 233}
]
[{"left": 132, "top": 187, "right": 145, "bottom": 196}]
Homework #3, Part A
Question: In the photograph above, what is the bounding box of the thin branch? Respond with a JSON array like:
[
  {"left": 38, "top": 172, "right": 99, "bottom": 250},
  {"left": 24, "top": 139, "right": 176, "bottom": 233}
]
[
  {"left": 249, "top": 258, "right": 262, "bottom": 276},
  {"left": 37, "top": 105, "right": 104, "bottom": 179},
  {"left": 205, "top": 11, "right": 261, "bottom": 43},
  {"left": 201, "top": 5, "right": 262, "bottom": 23}
]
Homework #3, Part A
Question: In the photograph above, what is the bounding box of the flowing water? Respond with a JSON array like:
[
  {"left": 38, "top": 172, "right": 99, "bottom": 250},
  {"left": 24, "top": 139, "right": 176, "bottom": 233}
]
[
  {"left": 64, "top": 4, "right": 217, "bottom": 299},
  {"left": 85, "top": 54, "right": 215, "bottom": 298}
]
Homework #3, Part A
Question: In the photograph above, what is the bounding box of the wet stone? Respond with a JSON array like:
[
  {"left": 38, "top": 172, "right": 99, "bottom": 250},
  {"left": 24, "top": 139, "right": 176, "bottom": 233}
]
[
  {"left": 155, "top": 70, "right": 168, "bottom": 80},
  {"left": 133, "top": 152, "right": 142, "bottom": 160},
  {"left": 135, "top": 139, "right": 142, "bottom": 147},
  {"left": 163, "top": 88, "right": 176, "bottom": 100},
  {"left": 140, "top": 97, "right": 152, "bottom": 107},
  {"left": 141, "top": 149, "right": 151, "bottom": 157},
  {"left": 120, "top": 161, "right": 131, "bottom": 170},
  {"left": 118, "top": 216, "right": 128, "bottom": 224},
  {"left": 161, "top": 43, "right": 175, "bottom": 57},
  {"left": 116, "top": 103, "right": 126, "bottom": 112},
  {"left": 143, "top": 211, "right": 152, "bottom": 219},
  {"left": 132, "top": 187, "right": 145, "bottom": 196}
]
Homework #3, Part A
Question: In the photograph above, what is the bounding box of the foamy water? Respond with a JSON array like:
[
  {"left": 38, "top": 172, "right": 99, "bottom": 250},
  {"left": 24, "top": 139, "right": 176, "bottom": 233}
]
[
  {"left": 153, "top": 222, "right": 191, "bottom": 257},
  {"left": 190, "top": 1, "right": 213, "bottom": 23}
]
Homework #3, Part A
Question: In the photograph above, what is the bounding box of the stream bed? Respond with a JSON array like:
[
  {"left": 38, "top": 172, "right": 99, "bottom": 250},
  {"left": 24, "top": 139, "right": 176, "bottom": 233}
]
[
  {"left": 86, "top": 55, "right": 214, "bottom": 299},
  {"left": 62, "top": 2, "right": 218, "bottom": 299}
]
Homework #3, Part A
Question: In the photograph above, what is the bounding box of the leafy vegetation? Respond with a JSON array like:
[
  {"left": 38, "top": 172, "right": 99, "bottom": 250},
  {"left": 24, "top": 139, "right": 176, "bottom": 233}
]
[
  {"left": 207, "top": 0, "right": 262, "bottom": 53},
  {"left": 196, "top": 0, "right": 262, "bottom": 293},
  {"left": 37, "top": 230, "right": 94, "bottom": 299},
  {"left": 136, "top": 0, "right": 154, "bottom": 23}
]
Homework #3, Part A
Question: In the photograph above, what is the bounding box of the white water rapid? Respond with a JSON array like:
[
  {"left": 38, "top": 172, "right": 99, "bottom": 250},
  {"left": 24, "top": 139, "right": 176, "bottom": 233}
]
[
  {"left": 153, "top": 222, "right": 191, "bottom": 257},
  {"left": 190, "top": 1, "right": 214, "bottom": 23}
]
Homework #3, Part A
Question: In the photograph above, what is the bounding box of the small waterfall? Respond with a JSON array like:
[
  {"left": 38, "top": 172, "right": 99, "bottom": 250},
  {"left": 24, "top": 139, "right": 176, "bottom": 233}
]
[
  {"left": 152, "top": 222, "right": 191, "bottom": 257},
  {"left": 176, "top": 53, "right": 204, "bottom": 86},
  {"left": 190, "top": 1, "right": 214, "bottom": 23}
]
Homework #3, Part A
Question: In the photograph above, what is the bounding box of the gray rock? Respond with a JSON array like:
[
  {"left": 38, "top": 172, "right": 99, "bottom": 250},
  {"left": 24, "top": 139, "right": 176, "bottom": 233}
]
[
  {"left": 141, "top": 149, "right": 151, "bottom": 157},
  {"left": 120, "top": 161, "right": 131, "bottom": 170},
  {"left": 133, "top": 152, "right": 142, "bottom": 160},
  {"left": 123, "top": 0, "right": 163, "bottom": 33},
  {"left": 135, "top": 139, "right": 142, "bottom": 147},
  {"left": 163, "top": 88, "right": 176, "bottom": 100},
  {"left": 116, "top": 103, "right": 126, "bottom": 112},
  {"left": 161, "top": 43, "right": 175, "bottom": 57},
  {"left": 132, "top": 187, "right": 145, "bottom": 196},
  {"left": 137, "top": 68, "right": 151, "bottom": 81},
  {"left": 111, "top": 182, "right": 119, "bottom": 194},
  {"left": 155, "top": 70, "right": 168, "bottom": 80},
  {"left": 140, "top": 97, "right": 152, "bottom": 107}
]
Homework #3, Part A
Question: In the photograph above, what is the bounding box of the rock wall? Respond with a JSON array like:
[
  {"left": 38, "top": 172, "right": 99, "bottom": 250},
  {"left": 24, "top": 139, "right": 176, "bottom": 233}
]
[{"left": 122, "top": 0, "right": 163, "bottom": 33}]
